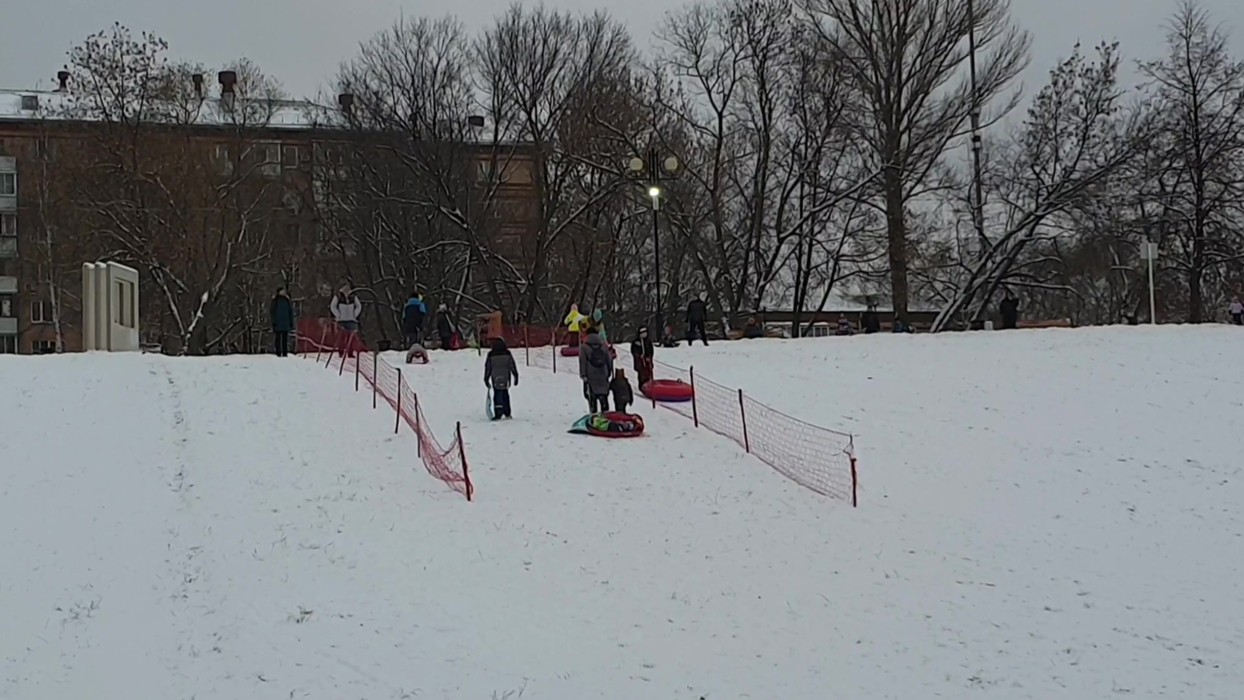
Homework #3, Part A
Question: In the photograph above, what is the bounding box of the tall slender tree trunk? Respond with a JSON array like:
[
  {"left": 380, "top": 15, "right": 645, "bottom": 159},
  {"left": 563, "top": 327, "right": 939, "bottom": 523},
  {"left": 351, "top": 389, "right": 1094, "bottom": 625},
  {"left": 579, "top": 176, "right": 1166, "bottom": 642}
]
[{"left": 883, "top": 165, "right": 909, "bottom": 319}]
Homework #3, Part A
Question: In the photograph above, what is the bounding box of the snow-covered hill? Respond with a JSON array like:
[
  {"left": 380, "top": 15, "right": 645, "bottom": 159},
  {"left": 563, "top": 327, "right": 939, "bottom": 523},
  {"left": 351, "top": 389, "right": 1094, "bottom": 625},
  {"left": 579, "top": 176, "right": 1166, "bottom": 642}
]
[{"left": 2, "top": 326, "right": 1241, "bottom": 698}]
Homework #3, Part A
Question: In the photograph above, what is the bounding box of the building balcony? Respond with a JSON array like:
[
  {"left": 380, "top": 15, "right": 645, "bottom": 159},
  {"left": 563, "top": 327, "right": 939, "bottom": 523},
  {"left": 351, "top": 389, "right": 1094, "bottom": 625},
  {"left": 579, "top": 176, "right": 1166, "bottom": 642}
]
[
  {"left": 0, "top": 275, "right": 15, "bottom": 294},
  {"left": 0, "top": 237, "right": 16, "bottom": 258},
  {"left": 0, "top": 317, "right": 16, "bottom": 335}
]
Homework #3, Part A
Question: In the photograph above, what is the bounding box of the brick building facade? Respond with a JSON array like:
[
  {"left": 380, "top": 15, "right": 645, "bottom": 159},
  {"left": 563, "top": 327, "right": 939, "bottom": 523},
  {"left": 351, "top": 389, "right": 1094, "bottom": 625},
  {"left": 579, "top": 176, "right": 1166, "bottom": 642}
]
[{"left": 0, "top": 73, "right": 541, "bottom": 354}]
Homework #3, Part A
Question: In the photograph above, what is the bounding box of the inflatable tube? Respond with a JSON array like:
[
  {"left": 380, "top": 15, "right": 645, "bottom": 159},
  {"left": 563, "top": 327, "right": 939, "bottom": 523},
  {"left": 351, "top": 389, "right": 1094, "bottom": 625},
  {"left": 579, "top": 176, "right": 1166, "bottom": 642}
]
[
  {"left": 568, "top": 411, "right": 645, "bottom": 438},
  {"left": 641, "top": 378, "right": 694, "bottom": 403}
]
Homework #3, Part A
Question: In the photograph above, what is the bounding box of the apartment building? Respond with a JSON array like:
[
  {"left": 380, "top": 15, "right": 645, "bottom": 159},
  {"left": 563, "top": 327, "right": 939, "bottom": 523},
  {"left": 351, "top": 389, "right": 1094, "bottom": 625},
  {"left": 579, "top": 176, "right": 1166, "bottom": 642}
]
[{"left": 0, "top": 72, "right": 541, "bottom": 354}]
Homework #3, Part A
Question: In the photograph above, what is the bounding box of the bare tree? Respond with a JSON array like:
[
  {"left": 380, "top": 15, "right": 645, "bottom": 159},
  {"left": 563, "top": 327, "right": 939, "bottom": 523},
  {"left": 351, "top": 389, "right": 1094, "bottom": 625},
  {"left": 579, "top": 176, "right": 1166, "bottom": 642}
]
[
  {"left": 1138, "top": 1, "right": 1244, "bottom": 322},
  {"left": 801, "top": 0, "right": 1030, "bottom": 319},
  {"left": 60, "top": 24, "right": 287, "bottom": 353},
  {"left": 476, "top": 6, "right": 639, "bottom": 322},
  {"left": 931, "top": 41, "right": 1152, "bottom": 329}
]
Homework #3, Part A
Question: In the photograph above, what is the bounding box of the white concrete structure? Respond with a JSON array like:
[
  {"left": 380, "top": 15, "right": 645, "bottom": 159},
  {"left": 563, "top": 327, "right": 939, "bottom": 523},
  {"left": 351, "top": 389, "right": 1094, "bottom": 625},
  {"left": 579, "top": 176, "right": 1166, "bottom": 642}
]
[{"left": 82, "top": 262, "right": 140, "bottom": 351}]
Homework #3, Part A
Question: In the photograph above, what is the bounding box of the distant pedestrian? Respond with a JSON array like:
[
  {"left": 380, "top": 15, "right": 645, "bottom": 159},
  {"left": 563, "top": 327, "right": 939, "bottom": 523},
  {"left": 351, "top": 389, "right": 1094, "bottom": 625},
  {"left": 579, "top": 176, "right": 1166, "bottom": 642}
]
[
  {"left": 1230, "top": 297, "right": 1243, "bottom": 325},
  {"left": 835, "top": 314, "right": 853, "bottom": 336},
  {"left": 484, "top": 337, "right": 519, "bottom": 420},
  {"left": 329, "top": 285, "right": 362, "bottom": 356},
  {"left": 1000, "top": 295, "right": 1019, "bottom": 330},
  {"left": 630, "top": 326, "right": 655, "bottom": 387},
  {"left": 564, "top": 303, "right": 586, "bottom": 347},
  {"left": 686, "top": 293, "right": 709, "bottom": 346},
  {"left": 402, "top": 291, "right": 427, "bottom": 347},
  {"left": 270, "top": 287, "right": 295, "bottom": 357},
  {"left": 435, "top": 303, "right": 457, "bottom": 350}
]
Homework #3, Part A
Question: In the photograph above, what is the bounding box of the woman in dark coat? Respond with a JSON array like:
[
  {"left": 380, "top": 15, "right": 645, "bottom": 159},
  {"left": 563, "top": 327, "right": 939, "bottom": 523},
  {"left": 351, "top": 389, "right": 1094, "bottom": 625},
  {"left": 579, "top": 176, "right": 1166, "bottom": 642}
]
[
  {"left": 630, "top": 326, "right": 655, "bottom": 387},
  {"left": 271, "top": 287, "right": 295, "bottom": 356}
]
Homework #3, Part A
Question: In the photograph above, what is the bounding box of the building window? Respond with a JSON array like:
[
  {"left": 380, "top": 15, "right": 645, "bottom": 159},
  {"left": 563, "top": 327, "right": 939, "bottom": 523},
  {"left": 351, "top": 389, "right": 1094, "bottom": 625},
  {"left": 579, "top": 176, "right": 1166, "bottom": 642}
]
[
  {"left": 0, "top": 213, "right": 15, "bottom": 237},
  {"left": 34, "top": 340, "right": 57, "bottom": 354},
  {"left": 31, "top": 299, "right": 52, "bottom": 324},
  {"left": 0, "top": 295, "right": 12, "bottom": 317},
  {"left": 0, "top": 335, "right": 16, "bottom": 354},
  {"left": 0, "top": 172, "right": 15, "bottom": 196},
  {"left": 215, "top": 144, "right": 230, "bottom": 161},
  {"left": 282, "top": 145, "right": 301, "bottom": 168}
]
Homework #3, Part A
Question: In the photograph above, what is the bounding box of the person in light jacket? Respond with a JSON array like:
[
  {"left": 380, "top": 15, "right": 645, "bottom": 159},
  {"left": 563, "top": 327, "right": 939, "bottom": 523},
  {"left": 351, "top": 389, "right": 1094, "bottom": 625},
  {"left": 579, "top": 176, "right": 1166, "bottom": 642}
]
[
  {"left": 484, "top": 337, "right": 519, "bottom": 419},
  {"left": 270, "top": 287, "right": 295, "bottom": 357},
  {"left": 564, "top": 303, "right": 586, "bottom": 346},
  {"left": 330, "top": 285, "right": 363, "bottom": 356},
  {"left": 579, "top": 327, "right": 614, "bottom": 413},
  {"left": 1230, "top": 297, "right": 1243, "bottom": 325}
]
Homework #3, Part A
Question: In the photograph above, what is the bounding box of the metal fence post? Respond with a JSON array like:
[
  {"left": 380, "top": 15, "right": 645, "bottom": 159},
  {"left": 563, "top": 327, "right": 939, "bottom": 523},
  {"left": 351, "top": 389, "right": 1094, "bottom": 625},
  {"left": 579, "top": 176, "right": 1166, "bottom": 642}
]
[
  {"left": 689, "top": 366, "right": 698, "bottom": 424},
  {"left": 738, "top": 388, "right": 750, "bottom": 453},
  {"left": 457, "top": 422, "right": 472, "bottom": 502},
  {"left": 395, "top": 368, "right": 403, "bottom": 434}
]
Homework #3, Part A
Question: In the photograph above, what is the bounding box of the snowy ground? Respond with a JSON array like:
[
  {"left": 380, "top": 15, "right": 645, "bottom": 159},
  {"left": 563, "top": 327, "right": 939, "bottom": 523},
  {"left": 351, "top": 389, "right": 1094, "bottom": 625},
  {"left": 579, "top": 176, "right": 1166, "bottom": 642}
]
[{"left": 1, "top": 326, "right": 1241, "bottom": 699}]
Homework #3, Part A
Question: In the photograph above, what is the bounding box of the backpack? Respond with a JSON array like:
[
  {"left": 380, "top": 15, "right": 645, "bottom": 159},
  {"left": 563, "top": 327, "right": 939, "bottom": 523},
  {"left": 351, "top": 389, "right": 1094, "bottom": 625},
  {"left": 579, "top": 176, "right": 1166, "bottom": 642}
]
[{"left": 588, "top": 343, "right": 609, "bottom": 368}]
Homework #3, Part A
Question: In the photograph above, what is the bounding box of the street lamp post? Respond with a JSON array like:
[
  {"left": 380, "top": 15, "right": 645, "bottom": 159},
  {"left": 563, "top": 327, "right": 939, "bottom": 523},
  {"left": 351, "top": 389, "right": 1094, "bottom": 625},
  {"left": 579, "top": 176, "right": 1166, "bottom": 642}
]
[{"left": 626, "top": 148, "right": 681, "bottom": 337}]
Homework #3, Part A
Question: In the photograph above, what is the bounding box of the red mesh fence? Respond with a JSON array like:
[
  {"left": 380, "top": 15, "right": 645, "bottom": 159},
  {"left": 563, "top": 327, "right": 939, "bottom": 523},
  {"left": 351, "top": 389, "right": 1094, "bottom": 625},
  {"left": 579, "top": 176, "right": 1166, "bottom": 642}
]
[
  {"left": 514, "top": 324, "right": 858, "bottom": 505},
  {"left": 297, "top": 319, "right": 473, "bottom": 501}
]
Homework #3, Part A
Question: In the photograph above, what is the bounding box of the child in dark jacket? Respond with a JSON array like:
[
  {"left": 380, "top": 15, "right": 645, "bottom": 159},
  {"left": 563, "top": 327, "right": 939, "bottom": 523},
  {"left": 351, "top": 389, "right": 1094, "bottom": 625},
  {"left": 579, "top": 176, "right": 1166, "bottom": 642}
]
[
  {"left": 483, "top": 338, "right": 519, "bottom": 419},
  {"left": 610, "top": 368, "right": 634, "bottom": 414}
]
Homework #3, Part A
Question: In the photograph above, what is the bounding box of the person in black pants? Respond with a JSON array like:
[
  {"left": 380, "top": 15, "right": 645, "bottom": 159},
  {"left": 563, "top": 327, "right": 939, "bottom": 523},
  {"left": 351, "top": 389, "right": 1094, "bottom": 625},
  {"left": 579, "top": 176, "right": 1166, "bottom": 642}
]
[
  {"left": 999, "top": 295, "right": 1019, "bottom": 330},
  {"left": 686, "top": 293, "right": 709, "bottom": 346},
  {"left": 271, "top": 287, "right": 295, "bottom": 356},
  {"left": 484, "top": 337, "right": 519, "bottom": 419},
  {"left": 435, "top": 303, "right": 456, "bottom": 350}
]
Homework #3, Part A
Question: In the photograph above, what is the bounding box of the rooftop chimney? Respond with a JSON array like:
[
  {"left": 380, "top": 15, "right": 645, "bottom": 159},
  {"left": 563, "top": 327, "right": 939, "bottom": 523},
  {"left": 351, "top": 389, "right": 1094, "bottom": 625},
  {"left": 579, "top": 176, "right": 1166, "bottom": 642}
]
[
  {"left": 337, "top": 93, "right": 354, "bottom": 113},
  {"left": 191, "top": 73, "right": 204, "bottom": 99},
  {"left": 56, "top": 70, "right": 69, "bottom": 92},
  {"left": 218, "top": 70, "right": 237, "bottom": 110}
]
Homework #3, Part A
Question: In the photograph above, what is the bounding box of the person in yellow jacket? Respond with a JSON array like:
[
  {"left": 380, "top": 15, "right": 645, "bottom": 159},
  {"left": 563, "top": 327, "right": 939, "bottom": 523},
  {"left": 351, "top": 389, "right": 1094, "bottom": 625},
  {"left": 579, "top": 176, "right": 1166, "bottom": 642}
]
[{"left": 564, "top": 304, "right": 586, "bottom": 346}]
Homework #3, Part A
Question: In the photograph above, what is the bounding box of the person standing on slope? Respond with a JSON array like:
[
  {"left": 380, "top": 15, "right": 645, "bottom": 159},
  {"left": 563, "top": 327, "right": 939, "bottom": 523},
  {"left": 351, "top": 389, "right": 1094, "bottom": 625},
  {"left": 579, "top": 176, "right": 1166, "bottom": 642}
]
[
  {"left": 1230, "top": 297, "right": 1243, "bottom": 325},
  {"left": 270, "top": 287, "right": 295, "bottom": 357},
  {"left": 630, "top": 326, "right": 655, "bottom": 387},
  {"left": 591, "top": 308, "right": 608, "bottom": 343},
  {"left": 435, "top": 303, "right": 456, "bottom": 350},
  {"left": 580, "top": 325, "right": 614, "bottom": 413},
  {"left": 686, "top": 293, "right": 709, "bottom": 346},
  {"left": 330, "top": 285, "right": 363, "bottom": 356},
  {"left": 402, "top": 291, "right": 427, "bottom": 347},
  {"left": 484, "top": 337, "right": 519, "bottom": 420},
  {"left": 564, "top": 303, "right": 586, "bottom": 347}
]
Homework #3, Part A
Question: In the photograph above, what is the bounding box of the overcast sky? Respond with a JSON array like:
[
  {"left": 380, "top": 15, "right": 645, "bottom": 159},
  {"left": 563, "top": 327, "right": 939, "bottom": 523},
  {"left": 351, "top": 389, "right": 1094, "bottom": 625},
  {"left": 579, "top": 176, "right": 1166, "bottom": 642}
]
[{"left": 2, "top": 0, "right": 1242, "bottom": 101}]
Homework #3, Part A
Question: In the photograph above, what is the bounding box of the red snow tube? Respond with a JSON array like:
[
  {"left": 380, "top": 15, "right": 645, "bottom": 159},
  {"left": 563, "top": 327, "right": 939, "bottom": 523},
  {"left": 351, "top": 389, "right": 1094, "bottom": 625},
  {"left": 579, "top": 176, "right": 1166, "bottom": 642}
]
[
  {"left": 588, "top": 412, "right": 645, "bottom": 438},
  {"left": 642, "top": 379, "right": 695, "bottom": 403}
]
